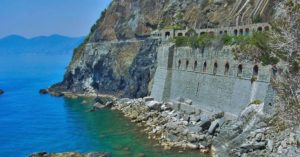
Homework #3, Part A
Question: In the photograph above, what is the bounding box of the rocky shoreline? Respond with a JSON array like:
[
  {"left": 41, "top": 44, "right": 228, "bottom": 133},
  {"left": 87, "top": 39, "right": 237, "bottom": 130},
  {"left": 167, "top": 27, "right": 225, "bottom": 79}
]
[
  {"left": 104, "top": 97, "right": 225, "bottom": 154},
  {"left": 44, "top": 89, "right": 300, "bottom": 157},
  {"left": 92, "top": 96, "right": 300, "bottom": 157}
]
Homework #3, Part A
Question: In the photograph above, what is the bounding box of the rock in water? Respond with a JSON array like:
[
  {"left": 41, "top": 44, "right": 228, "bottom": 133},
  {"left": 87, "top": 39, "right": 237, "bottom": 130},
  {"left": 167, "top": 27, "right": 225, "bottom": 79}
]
[
  {"left": 0, "top": 89, "right": 4, "bottom": 95},
  {"left": 39, "top": 89, "right": 48, "bottom": 94}
]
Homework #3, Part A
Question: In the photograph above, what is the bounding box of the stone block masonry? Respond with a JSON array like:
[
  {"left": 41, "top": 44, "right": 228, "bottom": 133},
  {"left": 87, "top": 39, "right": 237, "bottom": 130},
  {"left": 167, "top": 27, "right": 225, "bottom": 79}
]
[{"left": 151, "top": 44, "right": 276, "bottom": 116}]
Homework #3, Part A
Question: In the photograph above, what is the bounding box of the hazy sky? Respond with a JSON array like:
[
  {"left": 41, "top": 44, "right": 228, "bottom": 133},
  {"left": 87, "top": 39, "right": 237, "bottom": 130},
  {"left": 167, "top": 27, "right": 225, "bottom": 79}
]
[{"left": 0, "top": 0, "right": 111, "bottom": 38}]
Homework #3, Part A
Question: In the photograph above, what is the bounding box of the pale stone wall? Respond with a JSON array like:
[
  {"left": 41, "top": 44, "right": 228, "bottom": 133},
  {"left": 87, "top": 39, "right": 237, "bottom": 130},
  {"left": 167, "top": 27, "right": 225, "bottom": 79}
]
[{"left": 151, "top": 44, "right": 276, "bottom": 116}]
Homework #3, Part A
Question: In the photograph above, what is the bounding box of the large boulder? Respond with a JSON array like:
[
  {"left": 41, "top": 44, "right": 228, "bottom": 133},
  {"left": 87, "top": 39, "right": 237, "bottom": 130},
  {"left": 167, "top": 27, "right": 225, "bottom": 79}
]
[
  {"left": 93, "top": 102, "right": 105, "bottom": 109},
  {"left": 208, "top": 119, "right": 219, "bottom": 135},
  {"left": 143, "top": 96, "right": 154, "bottom": 102},
  {"left": 145, "top": 101, "right": 162, "bottom": 110}
]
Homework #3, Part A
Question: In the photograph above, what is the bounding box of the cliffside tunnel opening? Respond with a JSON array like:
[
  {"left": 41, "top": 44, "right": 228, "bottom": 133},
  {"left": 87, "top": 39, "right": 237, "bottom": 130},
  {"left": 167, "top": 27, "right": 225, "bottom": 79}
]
[
  {"left": 258, "top": 27, "right": 263, "bottom": 32},
  {"left": 253, "top": 65, "right": 259, "bottom": 76},
  {"left": 213, "top": 62, "right": 218, "bottom": 75},
  {"left": 186, "top": 60, "right": 189, "bottom": 70},
  {"left": 245, "top": 28, "right": 250, "bottom": 35},
  {"left": 165, "top": 32, "right": 170, "bottom": 38},
  {"left": 234, "top": 29, "right": 238, "bottom": 36},
  {"left": 225, "top": 63, "right": 230, "bottom": 75},
  {"left": 238, "top": 64, "right": 243, "bottom": 76},
  {"left": 203, "top": 61, "right": 207, "bottom": 72}
]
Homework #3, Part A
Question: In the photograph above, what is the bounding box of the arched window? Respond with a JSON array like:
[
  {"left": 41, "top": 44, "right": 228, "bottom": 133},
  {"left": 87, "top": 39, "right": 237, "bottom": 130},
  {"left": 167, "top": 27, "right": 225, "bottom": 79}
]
[
  {"left": 178, "top": 60, "right": 181, "bottom": 69},
  {"left": 234, "top": 29, "right": 238, "bottom": 36},
  {"left": 257, "top": 27, "right": 263, "bottom": 32},
  {"left": 265, "top": 26, "right": 270, "bottom": 31},
  {"left": 203, "top": 61, "right": 207, "bottom": 72},
  {"left": 178, "top": 33, "right": 183, "bottom": 37},
  {"left": 165, "top": 32, "right": 170, "bottom": 38},
  {"left": 253, "top": 65, "right": 259, "bottom": 76},
  {"left": 237, "top": 64, "right": 243, "bottom": 76},
  {"left": 225, "top": 63, "right": 230, "bottom": 75},
  {"left": 213, "top": 62, "right": 218, "bottom": 75},
  {"left": 239, "top": 29, "right": 244, "bottom": 35},
  {"left": 194, "top": 61, "right": 198, "bottom": 70},
  {"left": 186, "top": 60, "right": 189, "bottom": 69}
]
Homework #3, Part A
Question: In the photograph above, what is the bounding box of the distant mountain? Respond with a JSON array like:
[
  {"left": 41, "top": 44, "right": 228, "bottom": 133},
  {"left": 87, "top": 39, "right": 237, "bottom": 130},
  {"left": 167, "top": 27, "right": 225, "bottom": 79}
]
[{"left": 0, "top": 35, "right": 84, "bottom": 54}]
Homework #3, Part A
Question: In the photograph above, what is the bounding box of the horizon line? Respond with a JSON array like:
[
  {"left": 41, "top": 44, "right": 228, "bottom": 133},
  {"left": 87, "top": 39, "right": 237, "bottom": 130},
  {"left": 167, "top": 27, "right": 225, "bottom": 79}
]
[{"left": 0, "top": 34, "right": 86, "bottom": 40}]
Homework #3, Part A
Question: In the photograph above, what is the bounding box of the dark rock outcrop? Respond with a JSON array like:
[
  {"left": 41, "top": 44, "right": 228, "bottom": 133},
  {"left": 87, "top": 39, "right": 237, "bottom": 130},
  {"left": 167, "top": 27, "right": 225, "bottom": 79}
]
[
  {"left": 50, "top": 39, "right": 160, "bottom": 98},
  {"left": 0, "top": 89, "right": 4, "bottom": 95},
  {"left": 39, "top": 89, "right": 48, "bottom": 94}
]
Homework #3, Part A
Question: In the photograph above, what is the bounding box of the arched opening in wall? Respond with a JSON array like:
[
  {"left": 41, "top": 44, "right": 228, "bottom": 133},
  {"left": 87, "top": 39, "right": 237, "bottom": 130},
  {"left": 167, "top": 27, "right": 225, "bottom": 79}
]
[
  {"left": 186, "top": 60, "right": 189, "bottom": 70},
  {"left": 234, "top": 29, "right": 238, "bottom": 36},
  {"left": 185, "top": 32, "right": 190, "bottom": 37},
  {"left": 265, "top": 26, "right": 270, "bottom": 31},
  {"left": 257, "top": 27, "right": 263, "bottom": 32},
  {"left": 253, "top": 65, "right": 259, "bottom": 76},
  {"left": 203, "top": 61, "right": 207, "bottom": 72},
  {"left": 224, "top": 30, "right": 228, "bottom": 35},
  {"left": 165, "top": 32, "right": 171, "bottom": 38},
  {"left": 225, "top": 63, "right": 230, "bottom": 75},
  {"left": 239, "top": 29, "right": 244, "bottom": 35},
  {"left": 200, "top": 32, "right": 206, "bottom": 36},
  {"left": 219, "top": 31, "right": 223, "bottom": 35},
  {"left": 245, "top": 28, "right": 250, "bottom": 35},
  {"left": 237, "top": 64, "right": 243, "bottom": 76},
  {"left": 194, "top": 61, "right": 198, "bottom": 70},
  {"left": 213, "top": 62, "right": 218, "bottom": 75},
  {"left": 178, "top": 33, "right": 183, "bottom": 37},
  {"left": 178, "top": 60, "right": 181, "bottom": 69}
]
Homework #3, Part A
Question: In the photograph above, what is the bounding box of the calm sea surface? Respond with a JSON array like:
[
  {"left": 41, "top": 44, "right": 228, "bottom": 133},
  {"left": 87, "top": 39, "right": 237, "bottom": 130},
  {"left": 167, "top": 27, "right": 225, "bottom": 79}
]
[{"left": 0, "top": 54, "right": 207, "bottom": 157}]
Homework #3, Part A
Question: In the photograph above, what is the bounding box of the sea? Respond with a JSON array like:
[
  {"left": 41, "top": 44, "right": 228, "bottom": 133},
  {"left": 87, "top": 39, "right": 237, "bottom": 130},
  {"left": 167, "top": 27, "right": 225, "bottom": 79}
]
[{"left": 0, "top": 53, "right": 207, "bottom": 157}]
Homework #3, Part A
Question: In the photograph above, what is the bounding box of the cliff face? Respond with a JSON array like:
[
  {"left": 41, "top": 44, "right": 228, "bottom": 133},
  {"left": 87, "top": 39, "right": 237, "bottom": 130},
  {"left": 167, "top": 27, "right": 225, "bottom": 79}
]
[{"left": 51, "top": 0, "right": 275, "bottom": 98}]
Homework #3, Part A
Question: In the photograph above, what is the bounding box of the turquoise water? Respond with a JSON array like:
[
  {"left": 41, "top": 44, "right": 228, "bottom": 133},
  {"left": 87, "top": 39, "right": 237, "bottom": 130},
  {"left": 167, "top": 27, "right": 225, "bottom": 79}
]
[{"left": 0, "top": 54, "right": 207, "bottom": 157}]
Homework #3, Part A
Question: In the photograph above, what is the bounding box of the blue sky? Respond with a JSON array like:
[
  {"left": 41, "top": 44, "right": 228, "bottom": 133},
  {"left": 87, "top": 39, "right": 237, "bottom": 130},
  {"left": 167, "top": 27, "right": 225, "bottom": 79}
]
[{"left": 0, "top": 0, "right": 111, "bottom": 38}]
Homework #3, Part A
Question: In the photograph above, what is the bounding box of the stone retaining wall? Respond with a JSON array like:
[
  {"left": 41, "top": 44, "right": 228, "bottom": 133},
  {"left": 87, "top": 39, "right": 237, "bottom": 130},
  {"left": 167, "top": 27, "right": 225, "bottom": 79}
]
[{"left": 151, "top": 44, "right": 276, "bottom": 116}]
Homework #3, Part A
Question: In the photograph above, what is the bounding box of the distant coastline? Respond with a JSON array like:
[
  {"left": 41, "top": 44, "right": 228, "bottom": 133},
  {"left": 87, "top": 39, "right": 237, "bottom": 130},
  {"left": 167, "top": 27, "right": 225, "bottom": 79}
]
[{"left": 0, "top": 34, "right": 84, "bottom": 54}]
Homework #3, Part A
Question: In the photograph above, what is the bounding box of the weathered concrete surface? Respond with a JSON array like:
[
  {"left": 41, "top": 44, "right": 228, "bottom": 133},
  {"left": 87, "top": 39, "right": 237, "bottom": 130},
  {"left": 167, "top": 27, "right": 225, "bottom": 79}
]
[{"left": 151, "top": 44, "right": 276, "bottom": 116}]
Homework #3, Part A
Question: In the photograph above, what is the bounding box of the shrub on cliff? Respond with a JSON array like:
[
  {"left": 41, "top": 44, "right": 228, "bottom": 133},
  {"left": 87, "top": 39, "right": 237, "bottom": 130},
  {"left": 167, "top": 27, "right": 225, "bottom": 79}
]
[{"left": 172, "top": 33, "right": 216, "bottom": 48}]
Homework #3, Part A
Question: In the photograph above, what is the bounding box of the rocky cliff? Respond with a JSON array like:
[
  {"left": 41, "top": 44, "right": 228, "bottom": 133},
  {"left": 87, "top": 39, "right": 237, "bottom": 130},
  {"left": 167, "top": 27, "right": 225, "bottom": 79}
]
[
  {"left": 50, "top": 0, "right": 276, "bottom": 98},
  {"left": 47, "top": 0, "right": 300, "bottom": 156}
]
